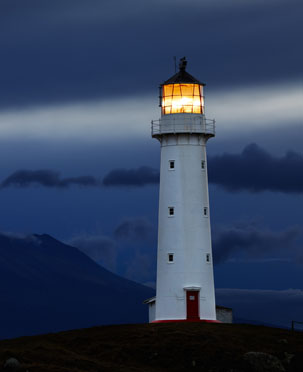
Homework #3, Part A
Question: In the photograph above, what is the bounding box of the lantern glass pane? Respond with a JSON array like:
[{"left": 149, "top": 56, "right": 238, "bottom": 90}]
[
  {"left": 163, "top": 85, "right": 173, "bottom": 96},
  {"left": 193, "top": 105, "right": 201, "bottom": 114},
  {"left": 181, "top": 84, "right": 194, "bottom": 96},
  {"left": 193, "top": 97, "right": 201, "bottom": 107},
  {"left": 172, "top": 85, "right": 181, "bottom": 95},
  {"left": 162, "top": 83, "right": 204, "bottom": 115},
  {"left": 193, "top": 85, "right": 201, "bottom": 96},
  {"left": 183, "top": 106, "right": 192, "bottom": 113},
  {"left": 164, "top": 97, "right": 172, "bottom": 106}
]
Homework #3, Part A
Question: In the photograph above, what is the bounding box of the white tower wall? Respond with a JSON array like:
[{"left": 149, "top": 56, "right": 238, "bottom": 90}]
[{"left": 153, "top": 113, "right": 216, "bottom": 321}]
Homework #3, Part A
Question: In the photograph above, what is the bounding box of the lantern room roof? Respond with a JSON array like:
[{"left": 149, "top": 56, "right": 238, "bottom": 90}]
[{"left": 161, "top": 57, "right": 205, "bottom": 86}]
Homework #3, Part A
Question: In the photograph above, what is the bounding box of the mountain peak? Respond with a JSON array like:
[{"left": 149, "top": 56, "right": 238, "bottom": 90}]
[{"left": 0, "top": 233, "right": 154, "bottom": 339}]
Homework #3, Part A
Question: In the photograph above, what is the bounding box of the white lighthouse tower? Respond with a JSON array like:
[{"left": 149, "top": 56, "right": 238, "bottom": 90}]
[{"left": 146, "top": 58, "right": 218, "bottom": 323}]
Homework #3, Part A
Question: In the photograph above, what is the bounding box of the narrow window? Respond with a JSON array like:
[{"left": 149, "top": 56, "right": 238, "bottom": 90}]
[
  {"left": 201, "top": 160, "right": 205, "bottom": 169},
  {"left": 168, "top": 207, "right": 175, "bottom": 216},
  {"left": 169, "top": 160, "right": 175, "bottom": 170},
  {"left": 203, "top": 207, "right": 208, "bottom": 216},
  {"left": 206, "top": 253, "right": 211, "bottom": 263},
  {"left": 168, "top": 253, "right": 174, "bottom": 262}
]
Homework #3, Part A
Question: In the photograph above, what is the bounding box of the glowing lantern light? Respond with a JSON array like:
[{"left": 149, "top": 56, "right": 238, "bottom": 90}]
[{"left": 160, "top": 58, "right": 205, "bottom": 115}]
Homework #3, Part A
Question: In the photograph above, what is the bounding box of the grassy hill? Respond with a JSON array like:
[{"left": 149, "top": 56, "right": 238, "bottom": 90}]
[{"left": 0, "top": 323, "right": 302, "bottom": 371}]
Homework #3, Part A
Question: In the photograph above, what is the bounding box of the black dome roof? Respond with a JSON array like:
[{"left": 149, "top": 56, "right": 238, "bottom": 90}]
[{"left": 161, "top": 57, "right": 205, "bottom": 86}]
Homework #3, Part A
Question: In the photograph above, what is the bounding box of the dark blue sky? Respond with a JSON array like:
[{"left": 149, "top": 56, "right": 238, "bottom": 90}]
[{"left": 0, "top": 0, "right": 302, "bottom": 327}]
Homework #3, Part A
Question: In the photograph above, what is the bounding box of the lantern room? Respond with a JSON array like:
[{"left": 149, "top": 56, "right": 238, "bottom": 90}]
[{"left": 160, "top": 57, "right": 205, "bottom": 116}]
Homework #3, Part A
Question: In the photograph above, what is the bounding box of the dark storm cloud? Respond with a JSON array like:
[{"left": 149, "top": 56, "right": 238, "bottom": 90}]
[
  {"left": 102, "top": 144, "right": 303, "bottom": 193},
  {"left": 212, "top": 224, "right": 301, "bottom": 264},
  {"left": 69, "top": 235, "right": 117, "bottom": 272},
  {"left": 114, "top": 218, "right": 155, "bottom": 242},
  {"left": 103, "top": 167, "right": 159, "bottom": 187},
  {"left": 0, "top": 0, "right": 301, "bottom": 108},
  {"left": 3, "top": 144, "right": 303, "bottom": 193},
  {"left": 113, "top": 218, "right": 157, "bottom": 283},
  {"left": 68, "top": 217, "right": 157, "bottom": 282},
  {"left": 208, "top": 144, "right": 303, "bottom": 194},
  {"left": 0, "top": 167, "right": 159, "bottom": 189},
  {"left": 1, "top": 170, "right": 99, "bottom": 188},
  {"left": 0, "top": 231, "right": 39, "bottom": 244}
]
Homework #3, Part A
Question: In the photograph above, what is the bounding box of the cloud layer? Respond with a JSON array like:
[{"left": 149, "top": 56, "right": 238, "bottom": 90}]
[
  {"left": 0, "top": 167, "right": 159, "bottom": 189},
  {"left": 66, "top": 217, "right": 302, "bottom": 288},
  {"left": 0, "top": 83, "right": 301, "bottom": 141},
  {"left": 1, "top": 170, "right": 99, "bottom": 188},
  {"left": 2, "top": 144, "right": 303, "bottom": 193},
  {"left": 103, "top": 166, "right": 159, "bottom": 187},
  {"left": 212, "top": 224, "right": 301, "bottom": 264},
  {"left": 208, "top": 143, "right": 303, "bottom": 193},
  {"left": 68, "top": 217, "right": 156, "bottom": 284},
  {"left": 1, "top": 0, "right": 301, "bottom": 109},
  {"left": 69, "top": 235, "right": 117, "bottom": 272},
  {"left": 114, "top": 218, "right": 154, "bottom": 241}
]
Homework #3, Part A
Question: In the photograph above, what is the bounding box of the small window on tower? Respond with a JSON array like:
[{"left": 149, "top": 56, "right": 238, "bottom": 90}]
[
  {"left": 168, "top": 207, "right": 175, "bottom": 216},
  {"left": 206, "top": 253, "right": 211, "bottom": 263},
  {"left": 203, "top": 207, "right": 208, "bottom": 217},
  {"left": 201, "top": 160, "right": 205, "bottom": 169},
  {"left": 168, "top": 253, "right": 174, "bottom": 262},
  {"left": 169, "top": 160, "right": 175, "bottom": 170}
]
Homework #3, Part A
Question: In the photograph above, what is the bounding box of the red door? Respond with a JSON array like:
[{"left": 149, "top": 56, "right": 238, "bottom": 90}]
[{"left": 186, "top": 291, "right": 199, "bottom": 319}]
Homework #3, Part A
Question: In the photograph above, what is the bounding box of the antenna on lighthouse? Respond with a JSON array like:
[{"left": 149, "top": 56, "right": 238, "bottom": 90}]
[
  {"left": 173, "top": 56, "right": 177, "bottom": 73},
  {"left": 179, "top": 56, "right": 187, "bottom": 71}
]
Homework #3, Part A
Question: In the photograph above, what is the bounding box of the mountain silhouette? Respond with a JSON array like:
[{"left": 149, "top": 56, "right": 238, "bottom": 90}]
[{"left": 0, "top": 233, "right": 154, "bottom": 339}]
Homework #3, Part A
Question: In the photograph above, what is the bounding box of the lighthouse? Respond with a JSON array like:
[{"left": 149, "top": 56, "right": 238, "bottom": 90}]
[{"left": 146, "top": 58, "right": 217, "bottom": 323}]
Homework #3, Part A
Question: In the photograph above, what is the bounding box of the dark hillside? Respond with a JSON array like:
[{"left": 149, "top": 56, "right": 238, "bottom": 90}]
[
  {"left": 0, "top": 323, "right": 302, "bottom": 371},
  {"left": 0, "top": 234, "right": 154, "bottom": 339}
]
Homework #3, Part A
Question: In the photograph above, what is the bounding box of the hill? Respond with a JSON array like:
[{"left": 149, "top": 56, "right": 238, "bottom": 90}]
[
  {"left": 0, "top": 323, "right": 302, "bottom": 371},
  {"left": 0, "top": 233, "right": 154, "bottom": 339}
]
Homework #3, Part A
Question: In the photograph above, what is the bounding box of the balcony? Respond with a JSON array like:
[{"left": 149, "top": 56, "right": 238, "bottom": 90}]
[{"left": 151, "top": 115, "right": 215, "bottom": 138}]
